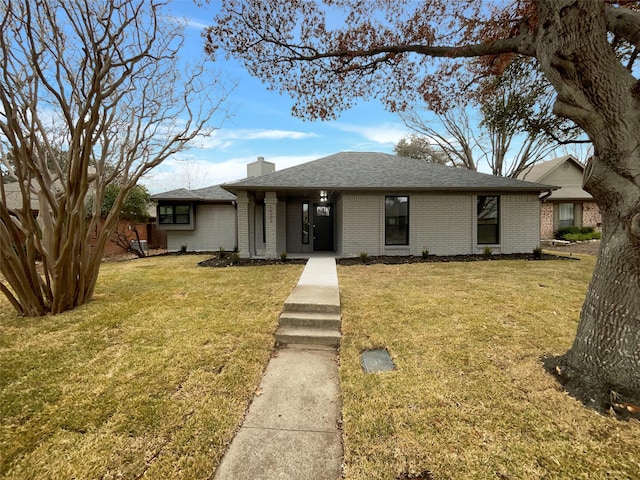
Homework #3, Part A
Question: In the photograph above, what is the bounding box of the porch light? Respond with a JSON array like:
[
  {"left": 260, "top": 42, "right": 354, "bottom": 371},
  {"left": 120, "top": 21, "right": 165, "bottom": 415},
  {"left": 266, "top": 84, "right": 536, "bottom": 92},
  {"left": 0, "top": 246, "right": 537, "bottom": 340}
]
[{"left": 320, "top": 190, "right": 328, "bottom": 202}]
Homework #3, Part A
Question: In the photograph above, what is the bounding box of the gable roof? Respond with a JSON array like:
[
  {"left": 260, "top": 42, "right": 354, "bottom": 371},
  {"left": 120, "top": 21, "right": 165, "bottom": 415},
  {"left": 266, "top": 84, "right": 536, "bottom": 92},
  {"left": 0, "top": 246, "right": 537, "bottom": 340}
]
[
  {"left": 223, "top": 152, "right": 555, "bottom": 193},
  {"left": 517, "top": 155, "right": 592, "bottom": 201},
  {"left": 516, "top": 155, "right": 584, "bottom": 182},
  {"left": 152, "top": 185, "right": 236, "bottom": 202}
]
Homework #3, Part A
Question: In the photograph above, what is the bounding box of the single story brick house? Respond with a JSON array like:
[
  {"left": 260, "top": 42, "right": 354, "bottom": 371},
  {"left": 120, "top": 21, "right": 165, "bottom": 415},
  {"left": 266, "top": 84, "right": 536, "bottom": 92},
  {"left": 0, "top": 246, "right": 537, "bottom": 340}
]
[
  {"left": 154, "top": 152, "right": 555, "bottom": 257},
  {"left": 517, "top": 155, "right": 601, "bottom": 239}
]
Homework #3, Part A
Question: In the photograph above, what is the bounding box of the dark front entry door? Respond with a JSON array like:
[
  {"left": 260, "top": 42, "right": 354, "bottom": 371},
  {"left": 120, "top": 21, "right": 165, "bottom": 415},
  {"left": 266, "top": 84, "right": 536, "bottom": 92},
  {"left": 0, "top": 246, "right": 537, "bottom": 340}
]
[{"left": 313, "top": 203, "right": 334, "bottom": 251}]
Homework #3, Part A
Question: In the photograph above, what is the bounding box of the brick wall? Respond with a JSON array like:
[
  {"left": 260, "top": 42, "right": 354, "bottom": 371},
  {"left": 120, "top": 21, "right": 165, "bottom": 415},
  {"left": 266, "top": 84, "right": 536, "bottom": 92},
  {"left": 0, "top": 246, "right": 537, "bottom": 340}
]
[
  {"left": 500, "top": 194, "right": 541, "bottom": 254},
  {"left": 264, "top": 192, "right": 278, "bottom": 258},
  {"left": 540, "top": 203, "right": 554, "bottom": 239},
  {"left": 582, "top": 201, "right": 602, "bottom": 230},
  {"left": 340, "top": 194, "right": 382, "bottom": 256},
  {"left": 411, "top": 194, "right": 474, "bottom": 256},
  {"left": 340, "top": 192, "right": 541, "bottom": 257},
  {"left": 166, "top": 204, "right": 236, "bottom": 252},
  {"left": 276, "top": 200, "right": 287, "bottom": 255}
]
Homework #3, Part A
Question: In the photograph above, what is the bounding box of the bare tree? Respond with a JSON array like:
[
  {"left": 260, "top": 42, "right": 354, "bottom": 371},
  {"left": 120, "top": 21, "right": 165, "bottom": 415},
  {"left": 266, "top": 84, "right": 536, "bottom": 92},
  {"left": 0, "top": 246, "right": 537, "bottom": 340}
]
[
  {"left": 400, "top": 107, "right": 480, "bottom": 172},
  {"left": 0, "top": 0, "right": 228, "bottom": 316},
  {"left": 207, "top": 0, "right": 640, "bottom": 407},
  {"left": 401, "top": 58, "right": 582, "bottom": 177}
]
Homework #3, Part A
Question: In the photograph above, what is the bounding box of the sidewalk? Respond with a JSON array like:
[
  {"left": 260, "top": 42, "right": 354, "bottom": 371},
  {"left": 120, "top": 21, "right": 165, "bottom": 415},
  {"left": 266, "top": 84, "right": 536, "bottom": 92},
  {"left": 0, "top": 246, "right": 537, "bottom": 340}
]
[{"left": 213, "top": 257, "right": 343, "bottom": 480}]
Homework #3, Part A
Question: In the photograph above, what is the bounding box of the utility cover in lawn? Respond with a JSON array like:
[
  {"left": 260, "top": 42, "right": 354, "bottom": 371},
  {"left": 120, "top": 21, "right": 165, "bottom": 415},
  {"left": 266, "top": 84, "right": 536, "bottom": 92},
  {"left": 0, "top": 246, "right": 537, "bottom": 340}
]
[{"left": 361, "top": 349, "right": 395, "bottom": 373}]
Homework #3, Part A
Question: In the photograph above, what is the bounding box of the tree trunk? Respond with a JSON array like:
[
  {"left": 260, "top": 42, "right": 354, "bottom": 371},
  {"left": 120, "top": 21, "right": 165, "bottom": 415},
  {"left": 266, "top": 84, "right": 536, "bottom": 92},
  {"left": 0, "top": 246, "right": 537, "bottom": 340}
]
[{"left": 536, "top": 0, "right": 640, "bottom": 406}]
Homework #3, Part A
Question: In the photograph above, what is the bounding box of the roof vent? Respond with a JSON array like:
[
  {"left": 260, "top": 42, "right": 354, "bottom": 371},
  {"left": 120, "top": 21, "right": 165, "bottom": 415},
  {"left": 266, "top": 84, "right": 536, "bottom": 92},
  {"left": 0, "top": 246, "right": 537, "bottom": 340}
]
[{"left": 247, "top": 156, "right": 276, "bottom": 178}]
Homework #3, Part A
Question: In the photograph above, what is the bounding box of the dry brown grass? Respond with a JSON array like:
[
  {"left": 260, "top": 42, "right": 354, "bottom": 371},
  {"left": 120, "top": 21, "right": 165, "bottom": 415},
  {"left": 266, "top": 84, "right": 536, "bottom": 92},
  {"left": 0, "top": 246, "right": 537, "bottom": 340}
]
[
  {"left": 338, "top": 256, "right": 640, "bottom": 480},
  {"left": 0, "top": 255, "right": 303, "bottom": 479}
]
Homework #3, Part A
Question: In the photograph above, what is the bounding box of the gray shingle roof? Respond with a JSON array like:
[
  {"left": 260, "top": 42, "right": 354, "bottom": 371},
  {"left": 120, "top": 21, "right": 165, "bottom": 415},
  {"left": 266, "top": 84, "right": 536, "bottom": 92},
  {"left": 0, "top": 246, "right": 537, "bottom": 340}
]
[
  {"left": 151, "top": 185, "right": 236, "bottom": 202},
  {"left": 223, "top": 152, "right": 555, "bottom": 193}
]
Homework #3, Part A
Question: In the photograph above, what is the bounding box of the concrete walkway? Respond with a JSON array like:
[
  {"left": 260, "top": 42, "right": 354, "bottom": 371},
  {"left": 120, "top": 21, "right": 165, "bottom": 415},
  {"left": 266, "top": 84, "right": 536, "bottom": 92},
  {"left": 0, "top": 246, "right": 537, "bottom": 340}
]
[{"left": 214, "top": 257, "right": 343, "bottom": 480}]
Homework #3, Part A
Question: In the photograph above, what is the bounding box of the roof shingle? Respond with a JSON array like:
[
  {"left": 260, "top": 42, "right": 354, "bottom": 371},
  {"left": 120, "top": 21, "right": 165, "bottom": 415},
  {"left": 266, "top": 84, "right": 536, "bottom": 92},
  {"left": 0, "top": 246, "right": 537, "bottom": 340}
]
[
  {"left": 152, "top": 185, "right": 236, "bottom": 202},
  {"left": 223, "top": 152, "right": 555, "bottom": 193}
]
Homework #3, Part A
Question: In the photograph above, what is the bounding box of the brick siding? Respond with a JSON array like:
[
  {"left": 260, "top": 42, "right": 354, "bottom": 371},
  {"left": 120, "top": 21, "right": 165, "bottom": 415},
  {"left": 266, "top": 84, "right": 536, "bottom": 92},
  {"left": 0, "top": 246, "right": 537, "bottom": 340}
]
[{"left": 166, "top": 204, "right": 236, "bottom": 252}]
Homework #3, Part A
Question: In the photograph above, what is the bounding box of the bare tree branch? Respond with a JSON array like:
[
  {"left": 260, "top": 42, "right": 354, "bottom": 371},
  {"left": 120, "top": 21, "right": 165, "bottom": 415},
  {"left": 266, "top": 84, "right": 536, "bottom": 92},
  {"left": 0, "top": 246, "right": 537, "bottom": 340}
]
[{"left": 0, "top": 0, "right": 230, "bottom": 316}]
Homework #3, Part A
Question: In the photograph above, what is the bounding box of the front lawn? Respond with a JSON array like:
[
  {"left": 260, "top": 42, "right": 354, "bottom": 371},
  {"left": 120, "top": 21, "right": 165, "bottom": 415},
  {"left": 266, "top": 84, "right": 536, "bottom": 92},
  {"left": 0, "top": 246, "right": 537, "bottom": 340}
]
[
  {"left": 3, "top": 254, "right": 638, "bottom": 480},
  {"left": 338, "top": 256, "right": 640, "bottom": 480},
  {"left": 0, "top": 256, "right": 303, "bottom": 479}
]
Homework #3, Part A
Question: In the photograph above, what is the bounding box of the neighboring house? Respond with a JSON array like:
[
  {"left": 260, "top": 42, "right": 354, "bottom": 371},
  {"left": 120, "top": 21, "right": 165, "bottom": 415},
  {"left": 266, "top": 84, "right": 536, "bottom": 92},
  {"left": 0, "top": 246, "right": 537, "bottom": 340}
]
[
  {"left": 154, "top": 152, "right": 554, "bottom": 257},
  {"left": 518, "top": 155, "right": 601, "bottom": 239},
  {"left": 2, "top": 181, "right": 40, "bottom": 212},
  {"left": 2, "top": 180, "right": 163, "bottom": 254},
  {"left": 151, "top": 184, "right": 237, "bottom": 252}
]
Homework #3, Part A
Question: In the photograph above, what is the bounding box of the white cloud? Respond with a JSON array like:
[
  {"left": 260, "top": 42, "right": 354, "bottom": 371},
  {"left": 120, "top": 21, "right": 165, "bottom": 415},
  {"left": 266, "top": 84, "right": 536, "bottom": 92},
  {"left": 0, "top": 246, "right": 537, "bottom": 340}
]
[
  {"left": 332, "top": 122, "right": 409, "bottom": 145},
  {"left": 190, "top": 128, "right": 319, "bottom": 150},
  {"left": 184, "top": 18, "right": 209, "bottom": 30},
  {"left": 242, "top": 129, "right": 318, "bottom": 140},
  {"left": 142, "top": 153, "right": 324, "bottom": 194}
]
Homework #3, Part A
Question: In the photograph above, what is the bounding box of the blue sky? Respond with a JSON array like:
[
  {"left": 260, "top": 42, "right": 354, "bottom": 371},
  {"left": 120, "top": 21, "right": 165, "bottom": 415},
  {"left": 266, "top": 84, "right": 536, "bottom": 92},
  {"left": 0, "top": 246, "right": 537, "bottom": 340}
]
[{"left": 143, "top": 1, "right": 412, "bottom": 193}]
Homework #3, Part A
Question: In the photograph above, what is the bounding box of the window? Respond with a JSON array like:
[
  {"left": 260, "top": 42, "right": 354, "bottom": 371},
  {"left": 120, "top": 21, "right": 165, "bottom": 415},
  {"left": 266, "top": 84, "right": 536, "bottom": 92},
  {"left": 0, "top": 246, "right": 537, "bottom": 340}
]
[
  {"left": 385, "top": 196, "right": 409, "bottom": 245},
  {"left": 159, "top": 205, "right": 190, "bottom": 224},
  {"left": 316, "top": 205, "right": 331, "bottom": 217},
  {"left": 558, "top": 203, "right": 574, "bottom": 228},
  {"left": 302, "top": 202, "right": 310, "bottom": 244},
  {"left": 477, "top": 196, "right": 499, "bottom": 244}
]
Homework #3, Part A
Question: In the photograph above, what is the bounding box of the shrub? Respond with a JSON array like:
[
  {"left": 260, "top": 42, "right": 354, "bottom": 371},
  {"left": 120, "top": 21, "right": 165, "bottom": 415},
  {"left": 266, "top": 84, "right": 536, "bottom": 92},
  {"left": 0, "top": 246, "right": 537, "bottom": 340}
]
[
  {"left": 554, "top": 226, "right": 581, "bottom": 239},
  {"left": 359, "top": 252, "right": 369, "bottom": 263},
  {"left": 179, "top": 245, "right": 187, "bottom": 254},
  {"left": 422, "top": 248, "right": 429, "bottom": 259},
  {"left": 563, "top": 231, "right": 602, "bottom": 242},
  {"left": 230, "top": 252, "right": 241, "bottom": 264},
  {"left": 219, "top": 247, "right": 227, "bottom": 259},
  {"left": 483, "top": 246, "right": 492, "bottom": 258},
  {"left": 280, "top": 252, "right": 287, "bottom": 262},
  {"left": 533, "top": 246, "right": 543, "bottom": 260},
  {"left": 555, "top": 226, "right": 601, "bottom": 241}
]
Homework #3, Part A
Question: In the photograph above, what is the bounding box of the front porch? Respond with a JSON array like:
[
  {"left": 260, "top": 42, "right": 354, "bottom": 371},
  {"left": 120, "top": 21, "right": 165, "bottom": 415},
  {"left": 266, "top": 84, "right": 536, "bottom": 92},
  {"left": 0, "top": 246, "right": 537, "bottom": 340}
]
[{"left": 235, "top": 189, "right": 338, "bottom": 259}]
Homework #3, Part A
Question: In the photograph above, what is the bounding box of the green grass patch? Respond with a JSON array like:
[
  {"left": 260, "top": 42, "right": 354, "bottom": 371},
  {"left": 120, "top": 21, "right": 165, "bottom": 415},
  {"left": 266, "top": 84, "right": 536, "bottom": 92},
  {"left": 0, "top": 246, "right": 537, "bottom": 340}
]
[
  {"left": 0, "top": 255, "right": 302, "bottom": 479},
  {"left": 562, "top": 231, "right": 602, "bottom": 242},
  {"left": 338, "top": 258, "right": 640, "bottom": 479}
]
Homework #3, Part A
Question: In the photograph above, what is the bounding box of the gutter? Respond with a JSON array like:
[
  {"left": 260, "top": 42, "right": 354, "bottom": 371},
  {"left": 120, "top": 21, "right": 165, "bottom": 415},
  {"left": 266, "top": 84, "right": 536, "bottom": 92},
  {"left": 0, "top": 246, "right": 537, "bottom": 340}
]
[{"left": 539, "top": 188, "right": 556, "bottom": 202}]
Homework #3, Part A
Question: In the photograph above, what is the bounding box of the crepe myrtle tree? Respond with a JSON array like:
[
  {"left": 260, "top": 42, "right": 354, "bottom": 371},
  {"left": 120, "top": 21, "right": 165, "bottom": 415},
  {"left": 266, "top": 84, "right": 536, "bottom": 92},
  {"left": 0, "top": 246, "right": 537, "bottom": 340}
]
[
  {"left": 0, "top": 0, "right": 229, "bottom": 316},
  {"left": 207, "top": 0, "right": 640, "bottom": 407}
]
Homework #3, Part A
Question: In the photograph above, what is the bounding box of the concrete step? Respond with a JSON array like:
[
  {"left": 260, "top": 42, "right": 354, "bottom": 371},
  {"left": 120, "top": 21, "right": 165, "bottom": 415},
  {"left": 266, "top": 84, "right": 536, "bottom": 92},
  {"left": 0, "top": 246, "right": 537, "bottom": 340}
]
[
  {"left": 283, "top": 285, "right": 341, "bottom": 314},
  {"left": 279, "top": 311, "right": 342, "bottom": 329},
  {"left": 275, "top": 326, "right": 341, "bottom": 348}
]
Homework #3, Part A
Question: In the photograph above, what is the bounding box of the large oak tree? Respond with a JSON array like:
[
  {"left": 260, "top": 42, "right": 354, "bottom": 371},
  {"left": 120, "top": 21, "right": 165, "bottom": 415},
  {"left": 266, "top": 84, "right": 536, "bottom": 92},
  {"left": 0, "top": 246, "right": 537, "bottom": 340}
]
[
  {"left": 207, "top": 0, "right": 640, "bottom": 407},
  {"left": 0, "top": 0, "right": 228, "bottom": 316}
]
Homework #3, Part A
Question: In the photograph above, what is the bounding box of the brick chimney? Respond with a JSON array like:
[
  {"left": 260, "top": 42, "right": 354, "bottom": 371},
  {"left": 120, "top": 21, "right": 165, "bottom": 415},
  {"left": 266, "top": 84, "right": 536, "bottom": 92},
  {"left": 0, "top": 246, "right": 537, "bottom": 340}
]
[{"left": 247, "top": 156, "right": 276, "bottom": 177}]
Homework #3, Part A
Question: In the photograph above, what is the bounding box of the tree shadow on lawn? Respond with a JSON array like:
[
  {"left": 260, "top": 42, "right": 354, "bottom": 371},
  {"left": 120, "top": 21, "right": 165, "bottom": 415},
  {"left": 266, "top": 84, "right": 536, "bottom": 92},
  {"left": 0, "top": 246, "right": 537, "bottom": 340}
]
[{"left": 542, "top": 354, "right": 640, "bottom": 420}]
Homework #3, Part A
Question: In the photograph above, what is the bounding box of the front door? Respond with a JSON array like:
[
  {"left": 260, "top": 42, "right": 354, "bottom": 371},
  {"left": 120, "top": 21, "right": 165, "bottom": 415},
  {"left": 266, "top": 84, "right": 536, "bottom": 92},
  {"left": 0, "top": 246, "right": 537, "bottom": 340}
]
[{"left": 313, "top": 203, "right": 334, "bottom": 251}]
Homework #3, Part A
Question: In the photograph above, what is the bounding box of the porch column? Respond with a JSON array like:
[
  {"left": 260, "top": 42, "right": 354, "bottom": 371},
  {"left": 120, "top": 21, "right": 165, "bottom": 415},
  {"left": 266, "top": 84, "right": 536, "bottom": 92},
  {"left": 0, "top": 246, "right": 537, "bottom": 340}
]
[
  {"left": 264, "top": 191, "right": 278, "bottom": 258},
  {"left": 236, "top": 191, "right": 251, "bottom": 258}
]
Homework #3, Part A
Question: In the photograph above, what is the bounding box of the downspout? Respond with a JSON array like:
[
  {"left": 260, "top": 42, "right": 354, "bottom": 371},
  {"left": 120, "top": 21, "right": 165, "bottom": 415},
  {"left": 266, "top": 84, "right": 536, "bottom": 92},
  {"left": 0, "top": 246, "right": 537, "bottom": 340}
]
[
  {"left": 540, "top": 189, "right": 553, "bottom": 202},
  {"left": 232, "top": 199, "right": 238, "bottom": 252}
]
